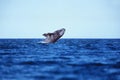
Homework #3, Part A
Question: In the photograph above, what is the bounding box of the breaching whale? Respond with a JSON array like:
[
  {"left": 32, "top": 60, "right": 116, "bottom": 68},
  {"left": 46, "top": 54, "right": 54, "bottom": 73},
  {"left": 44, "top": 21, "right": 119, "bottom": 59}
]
[{"left": 40, "top": 28, "right": 65, "bottom": 43}]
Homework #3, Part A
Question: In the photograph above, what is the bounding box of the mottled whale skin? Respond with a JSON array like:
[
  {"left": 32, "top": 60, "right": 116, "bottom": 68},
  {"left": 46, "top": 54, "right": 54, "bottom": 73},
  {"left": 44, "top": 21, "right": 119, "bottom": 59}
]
[{"left": 41, "top": 28, "right": 65, "bottom": 43}]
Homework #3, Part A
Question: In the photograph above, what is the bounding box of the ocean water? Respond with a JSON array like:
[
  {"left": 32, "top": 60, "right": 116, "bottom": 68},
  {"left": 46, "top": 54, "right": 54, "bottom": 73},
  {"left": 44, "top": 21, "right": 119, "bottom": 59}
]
[{"left": 0, "top": 39, "right": 120, "bottom": 80}]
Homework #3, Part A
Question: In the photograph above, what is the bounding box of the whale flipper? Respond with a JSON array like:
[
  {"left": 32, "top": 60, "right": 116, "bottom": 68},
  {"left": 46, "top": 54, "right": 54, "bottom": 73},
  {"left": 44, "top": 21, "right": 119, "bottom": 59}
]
[{"left": 41, "top": 28, "right": 65, "bottom": 43}]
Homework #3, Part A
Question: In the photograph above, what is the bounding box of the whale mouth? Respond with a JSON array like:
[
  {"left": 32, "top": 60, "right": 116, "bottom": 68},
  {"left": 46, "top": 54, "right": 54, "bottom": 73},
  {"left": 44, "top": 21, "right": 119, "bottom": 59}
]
[
  {"left": 59, "top": 28, "right": 65, "bottom": 36},
  {"left": 42, "top": 28, "right": 66, "bottom": 43}
]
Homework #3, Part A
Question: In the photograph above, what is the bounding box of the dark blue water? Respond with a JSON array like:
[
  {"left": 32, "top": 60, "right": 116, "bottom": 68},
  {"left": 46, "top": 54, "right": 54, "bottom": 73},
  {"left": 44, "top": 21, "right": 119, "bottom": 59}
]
[{"left": 0, "top": 39, "right": 120, "bottom": 80}]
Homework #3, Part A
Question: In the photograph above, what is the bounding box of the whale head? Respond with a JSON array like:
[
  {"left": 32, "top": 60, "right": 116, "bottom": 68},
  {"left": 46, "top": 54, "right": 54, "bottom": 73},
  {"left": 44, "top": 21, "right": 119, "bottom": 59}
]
[{"left": 58, "top": 28, "right": 65, "bottom": 36}]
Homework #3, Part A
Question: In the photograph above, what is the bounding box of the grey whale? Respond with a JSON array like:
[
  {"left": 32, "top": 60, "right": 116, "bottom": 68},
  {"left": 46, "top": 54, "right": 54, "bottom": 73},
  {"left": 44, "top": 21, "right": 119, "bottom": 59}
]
[{"left": 41, "top": 28, "right": 65, "bottom": 43}]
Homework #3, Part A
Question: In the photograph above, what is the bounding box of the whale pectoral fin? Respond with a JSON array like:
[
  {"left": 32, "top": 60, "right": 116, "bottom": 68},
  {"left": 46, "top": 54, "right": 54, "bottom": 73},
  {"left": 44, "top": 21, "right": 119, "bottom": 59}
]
[
  {"left": 43, "top": 33, "right": 54, "bottom": 38},
  {"left": 43, "top": 33, "right": 47, "bottom": 37}
]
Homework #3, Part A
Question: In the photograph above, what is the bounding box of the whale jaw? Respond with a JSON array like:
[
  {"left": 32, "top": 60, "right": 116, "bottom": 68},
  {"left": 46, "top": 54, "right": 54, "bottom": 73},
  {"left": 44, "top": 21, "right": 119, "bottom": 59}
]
[
  {"left": 59, "top": 28, "right": 65, "bottom": 36},
  {"left": 42, "top": 28, "right": 65, "bottom": 43}
]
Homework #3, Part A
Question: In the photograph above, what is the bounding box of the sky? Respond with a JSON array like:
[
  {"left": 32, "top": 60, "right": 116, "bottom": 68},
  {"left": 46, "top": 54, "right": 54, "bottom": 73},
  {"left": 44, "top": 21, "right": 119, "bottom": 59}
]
[{"left": 0, "top": 0, "right": 120, "bottom": 38}]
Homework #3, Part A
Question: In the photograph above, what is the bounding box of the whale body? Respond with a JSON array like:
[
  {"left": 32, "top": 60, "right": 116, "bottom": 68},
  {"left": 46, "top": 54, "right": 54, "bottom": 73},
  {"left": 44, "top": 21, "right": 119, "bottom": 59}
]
[{"left": 40, "top": 28, "right": 65, "bottom": 43}]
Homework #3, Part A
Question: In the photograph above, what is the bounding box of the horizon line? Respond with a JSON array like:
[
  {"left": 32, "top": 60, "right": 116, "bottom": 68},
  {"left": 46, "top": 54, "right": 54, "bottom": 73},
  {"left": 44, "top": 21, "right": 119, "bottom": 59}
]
[{"left": 0, "top": 38, "right": 120, "bottom": 39}]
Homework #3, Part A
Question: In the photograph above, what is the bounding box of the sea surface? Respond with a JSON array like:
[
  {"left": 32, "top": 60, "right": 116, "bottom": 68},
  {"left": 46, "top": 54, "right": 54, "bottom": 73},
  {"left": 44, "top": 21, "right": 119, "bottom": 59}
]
[{"left": 0, "top": 39, "right": 120, "bottom": 80}]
